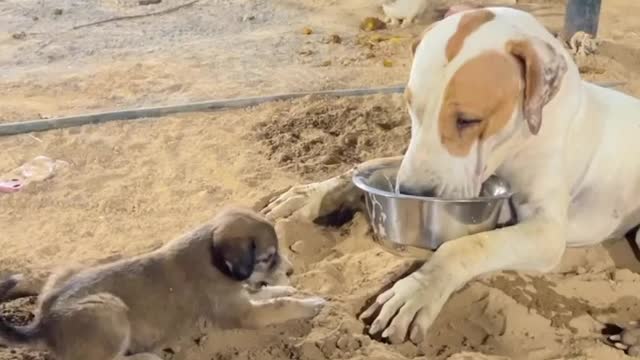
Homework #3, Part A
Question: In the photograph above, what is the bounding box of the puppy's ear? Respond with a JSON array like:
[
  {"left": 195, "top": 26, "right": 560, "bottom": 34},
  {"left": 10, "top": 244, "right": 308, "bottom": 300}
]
[
  {"left": 506, "top": 38, "right": 568, "bottom": 135},
  {"left": 210, "top": 231, "right": 256, "bottom": 281}
]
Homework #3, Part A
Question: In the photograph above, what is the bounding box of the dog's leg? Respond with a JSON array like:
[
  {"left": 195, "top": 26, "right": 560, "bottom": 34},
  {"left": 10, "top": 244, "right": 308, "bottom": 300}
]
[
  {"left": 362, "top": 216, "right": 566, "bottom": 344},
  {"left": 239, "top": 296, "right": 326, "bottom": 329},
  {"left": 54, "top": 293, "right": 131, "bottom": 360},
  {"left": 261, "top": 170, "right": 357, "bottom": 221},
  {"left": 247, "top": 285, "right": 297, "bottom": 301},
  {"left": 262, "top": 156, "right": 402, "bottom": 221}
]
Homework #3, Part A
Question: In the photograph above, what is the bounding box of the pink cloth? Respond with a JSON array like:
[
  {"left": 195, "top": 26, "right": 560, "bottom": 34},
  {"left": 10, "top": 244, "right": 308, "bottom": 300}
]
[{"left": 0, "top": 179, "right": 23, "bottom": 193}]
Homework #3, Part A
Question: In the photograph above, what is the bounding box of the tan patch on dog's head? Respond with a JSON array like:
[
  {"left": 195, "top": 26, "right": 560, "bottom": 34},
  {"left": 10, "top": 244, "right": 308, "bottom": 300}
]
[
  {"left": 438, "top": 51, "right": 521, "bottom": 157},
  {"left": 445, "top": 9, "right": 495, "bottom": 61},
  {"left": 210, "top": 207, "right": 281, "bottom": 282}
]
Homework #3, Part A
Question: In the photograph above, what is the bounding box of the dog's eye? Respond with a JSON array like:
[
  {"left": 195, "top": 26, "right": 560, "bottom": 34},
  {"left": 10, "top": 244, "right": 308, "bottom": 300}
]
[
  {"left": 456, "top": 114, "right": 482, "bottom": 130},
  {"left": 261, "top": 253, "right": 274, "bottom": 263}
]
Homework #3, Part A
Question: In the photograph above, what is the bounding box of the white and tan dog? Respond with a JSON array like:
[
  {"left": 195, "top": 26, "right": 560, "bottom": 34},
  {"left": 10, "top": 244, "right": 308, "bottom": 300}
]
[{"left": 263, "top": 7, "right": 640, "bottom": 345}]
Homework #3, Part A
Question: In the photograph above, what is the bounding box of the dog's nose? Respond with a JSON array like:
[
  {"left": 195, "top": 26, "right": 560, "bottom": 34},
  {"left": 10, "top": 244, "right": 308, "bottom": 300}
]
[{"left": 397, "top": 183, "right": 436, "bottom": 197}]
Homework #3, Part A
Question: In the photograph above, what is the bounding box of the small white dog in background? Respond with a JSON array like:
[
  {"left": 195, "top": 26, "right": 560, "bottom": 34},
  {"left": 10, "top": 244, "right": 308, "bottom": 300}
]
[
  {"left": 382, "top": 1, "right": 490, "bottom": 27},
  {"left": 382, "top": 0, "right": 430, "bottom": 26}
]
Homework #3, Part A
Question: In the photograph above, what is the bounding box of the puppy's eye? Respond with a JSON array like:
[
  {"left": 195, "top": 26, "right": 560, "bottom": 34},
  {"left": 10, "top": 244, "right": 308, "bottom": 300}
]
[
  {"left": 456, "top": 114, "right": 482, "bottom": 130},
  {"left": 261, "top": 253, "right": 274, "bottom": 263}
]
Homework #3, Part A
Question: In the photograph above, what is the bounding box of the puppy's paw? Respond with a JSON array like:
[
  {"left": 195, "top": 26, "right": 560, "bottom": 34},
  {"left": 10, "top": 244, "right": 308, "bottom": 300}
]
[
  {"left": 296, "top": 296, "right": 327, "bottom": 318},
  {"left": 251, "top": 285, "right": 297, "bottom": 300}
]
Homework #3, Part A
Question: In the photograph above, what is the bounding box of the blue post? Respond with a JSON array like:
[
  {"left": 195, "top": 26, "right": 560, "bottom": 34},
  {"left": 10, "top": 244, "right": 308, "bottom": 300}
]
[{"left": 563, "top": 0, "right": 602, "bottom": 40}]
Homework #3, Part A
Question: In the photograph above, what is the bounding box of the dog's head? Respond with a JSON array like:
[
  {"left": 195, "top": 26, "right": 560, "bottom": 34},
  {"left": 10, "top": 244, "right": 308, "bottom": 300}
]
[
  {"left": 398, "top": 7, "right": 574, "bottom": 198},
  {"left": 210, "top": 207, "right": 292, "bottom": 287}
]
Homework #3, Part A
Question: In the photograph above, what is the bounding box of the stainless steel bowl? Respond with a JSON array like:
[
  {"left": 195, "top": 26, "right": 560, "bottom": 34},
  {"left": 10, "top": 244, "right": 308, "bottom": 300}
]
[{"left": 353, "top": 158, "right": 512, "bottom": 258}]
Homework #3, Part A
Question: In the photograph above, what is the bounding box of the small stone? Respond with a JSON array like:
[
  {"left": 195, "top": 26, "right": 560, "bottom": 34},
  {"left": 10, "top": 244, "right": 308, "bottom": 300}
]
[
  {"left": 336, "top": 335, "right": 350, "bottom": 350},
  {"left": 576, "top": 266, "right": 587, "bottom": 275},
  {"left": 328, "top": 34, "right": 342, "bottom": 44},
  {"left": 613, "top": 269, "right": 638, "bottom": 282},
  {"left": 53, "top": 8, "right": 63, "bottom": 15},
  {"left": 139, "top": 0, "right": 162, "bottom": 4},
  {"left": 320, "top": 60, "right": 332, "bottom": 67},
  {"left": 241, "top": 14, "right": 256, "bottom": 22},
  {"left": 277, "top": 153, "right": 291, "bottom": 163},
  {"left": 622, "top": 329, "right": 640, "bottom": 346},
  {"left": 360, "top": 17, "right": 386, "bottom": 31},
  {"left": 11, "top": 32, "right": 26, "bottom": 40},
  {"left": 302, "top": 27, "right": 313, "bottom": 35},
  {"left": 342, "top": 133, "right": 358, "bottom": 145},
  {"left": 629, "top": 346, "right": 640, "bottom": 357},
  {"left": 319, "top": 154, "right": 340, "bottom": 165},
  {"left": 290, "top": 240, "right": 305, "bottom": 254},
  {"left": 382, "top": 59, "right": 393, "bottom": 67}
]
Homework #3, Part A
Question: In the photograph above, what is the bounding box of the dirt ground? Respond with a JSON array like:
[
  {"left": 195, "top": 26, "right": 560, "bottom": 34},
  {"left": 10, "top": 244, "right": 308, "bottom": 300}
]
[{"left": 2, "top": 0, "right": 640, "bottom": 359}]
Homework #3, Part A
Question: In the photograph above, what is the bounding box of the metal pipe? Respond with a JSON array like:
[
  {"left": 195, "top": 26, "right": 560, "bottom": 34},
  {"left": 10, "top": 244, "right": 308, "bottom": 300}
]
[
  {"left": 0, "top": 81, "right": 625, "bottom": 137},
  {"left": 563, "top": 0, "right": 602, "bottom": 40}
]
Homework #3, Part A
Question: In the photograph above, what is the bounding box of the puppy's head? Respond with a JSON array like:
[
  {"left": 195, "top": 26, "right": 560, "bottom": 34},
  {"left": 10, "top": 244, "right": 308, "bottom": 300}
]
[
  {"left": 398, "top": 7, "right": 575, "bottom": 199},
  {"left": 210, "top": 207, "right": 292, "bottom": 287}
]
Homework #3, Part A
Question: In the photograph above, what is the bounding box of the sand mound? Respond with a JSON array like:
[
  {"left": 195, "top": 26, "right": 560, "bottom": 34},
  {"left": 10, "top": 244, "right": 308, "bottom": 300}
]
[{"left": 254, "top": 95, "right": 410, "bottom": 180}]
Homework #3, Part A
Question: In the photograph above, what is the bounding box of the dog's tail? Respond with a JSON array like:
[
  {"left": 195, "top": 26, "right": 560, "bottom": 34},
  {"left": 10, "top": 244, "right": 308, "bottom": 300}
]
[
  {"left": 0, "top": 274, "right": 23, "bottom": 300},
  {"left": 0, "top": 274, "right": 41, "bottom": 346}
]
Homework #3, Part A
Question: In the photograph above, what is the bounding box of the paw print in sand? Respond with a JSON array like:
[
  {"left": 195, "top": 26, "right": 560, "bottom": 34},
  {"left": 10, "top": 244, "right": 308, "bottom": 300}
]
[{"left": 605, "top": 321, "right": 640, "bottom": 356}]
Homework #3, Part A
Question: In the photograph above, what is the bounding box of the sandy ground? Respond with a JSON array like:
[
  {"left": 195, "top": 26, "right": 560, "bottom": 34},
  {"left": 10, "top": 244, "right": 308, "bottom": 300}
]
[{"left": 2, "top": 0, "right": 640, "bottom": 359}]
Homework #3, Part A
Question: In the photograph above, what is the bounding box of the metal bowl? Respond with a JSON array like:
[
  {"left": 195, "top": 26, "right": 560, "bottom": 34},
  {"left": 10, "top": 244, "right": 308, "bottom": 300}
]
[{"left": 353, "top": 158, "right": 512, "bottom": 259}]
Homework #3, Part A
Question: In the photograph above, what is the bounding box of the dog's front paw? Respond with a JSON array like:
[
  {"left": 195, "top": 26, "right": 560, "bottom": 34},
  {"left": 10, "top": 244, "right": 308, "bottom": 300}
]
[
  {"left": 261, "top": 173, "right": 352, "bottom": 221},
  {"left": 360, "top": 268, "right": 455, "bottom": 344},
  {"left": 262, "top": 183, "right": 325, "bottom": 221}
]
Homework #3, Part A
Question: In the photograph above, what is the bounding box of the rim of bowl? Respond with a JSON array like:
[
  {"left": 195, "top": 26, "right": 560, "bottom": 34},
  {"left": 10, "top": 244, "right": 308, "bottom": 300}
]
[{"left": 352, "top": 170, "right": 513, "bottom": 203}]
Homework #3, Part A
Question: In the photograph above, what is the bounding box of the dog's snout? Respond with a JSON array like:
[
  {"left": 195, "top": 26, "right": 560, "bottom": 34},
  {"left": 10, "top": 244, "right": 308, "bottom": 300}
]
[{"left": 397, "top": 183, "right": 436, "bottom": 197}]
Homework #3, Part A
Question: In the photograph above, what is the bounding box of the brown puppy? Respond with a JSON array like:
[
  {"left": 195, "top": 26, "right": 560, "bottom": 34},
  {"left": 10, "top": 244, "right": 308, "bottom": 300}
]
[{"left": 0, "top": 207, "right": 324, "bottom": 360}]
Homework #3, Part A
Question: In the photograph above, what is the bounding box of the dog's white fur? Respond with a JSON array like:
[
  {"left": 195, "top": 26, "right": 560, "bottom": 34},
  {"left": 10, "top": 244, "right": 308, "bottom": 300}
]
[{"left": 263, "top": 7, "right": 640, "bottom": 344}]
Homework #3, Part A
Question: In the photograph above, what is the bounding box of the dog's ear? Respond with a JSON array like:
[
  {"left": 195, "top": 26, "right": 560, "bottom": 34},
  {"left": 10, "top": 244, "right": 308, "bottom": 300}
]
[
  {"left": 210, "top": 230, "right": 255, "bottom": 281},
  {"left": 506, "top": 38, "right": 568, "bottom": 135}
]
